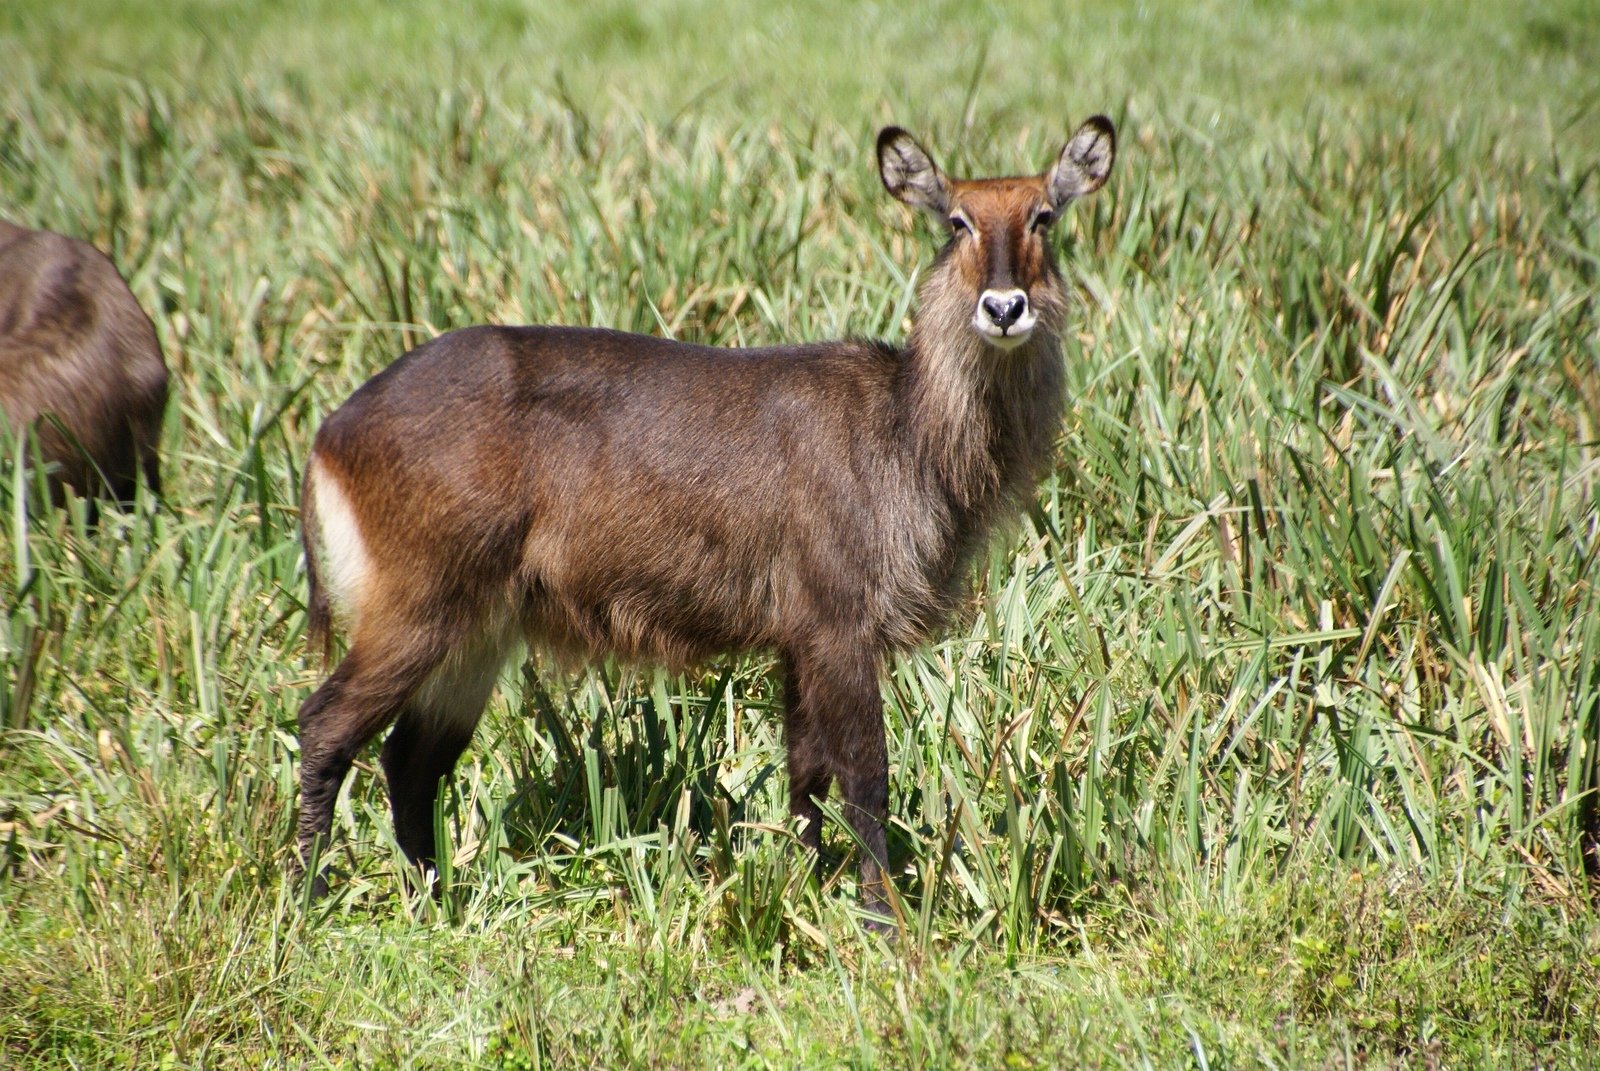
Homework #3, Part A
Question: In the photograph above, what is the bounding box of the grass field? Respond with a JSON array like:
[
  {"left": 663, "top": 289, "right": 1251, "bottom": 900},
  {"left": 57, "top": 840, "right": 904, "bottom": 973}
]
[{"left": 3, "top": 1, "right": 1599, "bottom": 1067}]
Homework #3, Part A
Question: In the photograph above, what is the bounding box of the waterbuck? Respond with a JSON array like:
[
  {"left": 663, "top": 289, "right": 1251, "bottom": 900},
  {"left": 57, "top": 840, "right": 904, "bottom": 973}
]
[
  {"left": 0, "top": 220, "right": 168, "bottom": 508},
  {"left": 296, "top": 117, "right": 1115, "bottom": 917}
]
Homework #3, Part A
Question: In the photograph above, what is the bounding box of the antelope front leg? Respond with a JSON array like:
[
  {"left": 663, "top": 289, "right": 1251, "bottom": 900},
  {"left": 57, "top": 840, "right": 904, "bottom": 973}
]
[
  {"left": 790, "top": 645, "right": 893, "bottom": 926},
  {"left": 781, "top": 656, "right": 832, "bottom": 873},
  {"left": 838, "top": 717, "right": 891, "bottom": 923}
]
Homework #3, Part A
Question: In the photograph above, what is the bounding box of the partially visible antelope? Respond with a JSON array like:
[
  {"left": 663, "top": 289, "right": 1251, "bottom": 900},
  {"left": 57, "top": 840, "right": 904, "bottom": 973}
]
[
  {"left": 0, "top": 220, "right": 168, "bottom": 510},
  {"left": 297, "top": 117, "right": 1115, "bottom": 918}
]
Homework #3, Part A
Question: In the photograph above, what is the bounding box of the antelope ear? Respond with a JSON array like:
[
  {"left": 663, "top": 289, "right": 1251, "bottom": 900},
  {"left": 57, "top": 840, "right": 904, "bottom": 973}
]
[
  {"left": 1046, "top": 115, "right": 1116, "bottom": 209},
  {"left": 877, "top": 127, "right": 951, "bottom": 216}
]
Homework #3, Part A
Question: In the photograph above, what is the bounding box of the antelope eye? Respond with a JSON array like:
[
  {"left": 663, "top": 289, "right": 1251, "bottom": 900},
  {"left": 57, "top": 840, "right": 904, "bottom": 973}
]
[
  {"left": 948, "top": 214, "right": 971, "bottom": 234},
  {"left": 1031, "top": 209, "right": 1056, "bottom": 231}
]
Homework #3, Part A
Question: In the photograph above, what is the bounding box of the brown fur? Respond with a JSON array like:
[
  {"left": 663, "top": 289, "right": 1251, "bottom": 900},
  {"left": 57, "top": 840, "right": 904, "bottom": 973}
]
[
  {"left": 0, "top": 220, "right": 168, "bottom": 508},
  {"left": 296, "top": 119, "right": 1116, "bottom": 917}
]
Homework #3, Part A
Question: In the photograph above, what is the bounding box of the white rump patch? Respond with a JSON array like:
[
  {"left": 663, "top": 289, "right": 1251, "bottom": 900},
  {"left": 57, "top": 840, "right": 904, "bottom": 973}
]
[{"left": 310, "top": 456, "right": 371, "bottom": 625}]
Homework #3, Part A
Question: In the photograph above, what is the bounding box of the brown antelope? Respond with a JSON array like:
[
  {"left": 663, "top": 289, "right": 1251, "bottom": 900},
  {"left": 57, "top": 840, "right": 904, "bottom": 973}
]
[
  {"left": 297, "top": 117, "right": 1115, "bottom": 918},
  {"left": 0, "top": 220, "right": 168, "bottom": 509}
]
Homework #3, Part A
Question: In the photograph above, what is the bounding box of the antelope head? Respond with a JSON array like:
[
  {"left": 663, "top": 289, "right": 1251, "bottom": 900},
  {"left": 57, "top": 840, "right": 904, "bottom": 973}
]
[{"left": 878, "top": 116, "right": 1115, "bottom": 350}]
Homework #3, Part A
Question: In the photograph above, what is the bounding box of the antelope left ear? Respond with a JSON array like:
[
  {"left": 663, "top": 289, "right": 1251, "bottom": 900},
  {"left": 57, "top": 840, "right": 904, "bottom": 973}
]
[{"left": 1046, "top": 115, "right": 1116, "bottom": 210}]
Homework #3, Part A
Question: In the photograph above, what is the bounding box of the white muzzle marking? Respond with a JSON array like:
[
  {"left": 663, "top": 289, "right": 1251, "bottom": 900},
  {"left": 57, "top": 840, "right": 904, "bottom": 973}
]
[{"left": 972, "top": 288, "right": 1036, "bottom": 349}]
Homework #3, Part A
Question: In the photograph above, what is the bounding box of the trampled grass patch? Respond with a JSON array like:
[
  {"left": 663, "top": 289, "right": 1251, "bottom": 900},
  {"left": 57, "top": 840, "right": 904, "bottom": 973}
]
[{"left": 3, "top": 2, "right": 1598, "bottom": 1067}]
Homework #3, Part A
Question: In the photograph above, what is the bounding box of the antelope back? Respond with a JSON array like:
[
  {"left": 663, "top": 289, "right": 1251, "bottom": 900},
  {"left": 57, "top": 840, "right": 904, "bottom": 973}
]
[{"left": 878, "top": 117, "right": 1115, "bottom": 351}]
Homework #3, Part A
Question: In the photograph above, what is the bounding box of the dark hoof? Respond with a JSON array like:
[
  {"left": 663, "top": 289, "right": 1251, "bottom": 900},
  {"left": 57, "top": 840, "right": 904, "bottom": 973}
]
[
  {"left": 298, "top": 863, "right": 343, "bottom": 902},
  {"left": 402, "top": 862, "right": 446, "bottom": 901},
  {"left": 858, "top": 904, "right": 897, "bottom": 936}
]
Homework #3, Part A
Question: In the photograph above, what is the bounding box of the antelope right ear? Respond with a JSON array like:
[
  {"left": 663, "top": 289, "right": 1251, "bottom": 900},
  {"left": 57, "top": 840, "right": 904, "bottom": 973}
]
[{"left": 877, "top": 127, "right": 951, "bottom": 216}]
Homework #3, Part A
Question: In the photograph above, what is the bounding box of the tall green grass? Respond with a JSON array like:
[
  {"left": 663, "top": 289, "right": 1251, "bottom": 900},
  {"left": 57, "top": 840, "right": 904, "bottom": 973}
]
[{"left": 2, "top": 1, "right": 1598, "bottom": 1067}]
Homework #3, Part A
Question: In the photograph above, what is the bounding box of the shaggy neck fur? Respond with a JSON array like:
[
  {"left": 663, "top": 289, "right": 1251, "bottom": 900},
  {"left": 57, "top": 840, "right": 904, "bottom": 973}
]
[{"left": 902, "top": 262, "right": 1068, "bottom": 518}]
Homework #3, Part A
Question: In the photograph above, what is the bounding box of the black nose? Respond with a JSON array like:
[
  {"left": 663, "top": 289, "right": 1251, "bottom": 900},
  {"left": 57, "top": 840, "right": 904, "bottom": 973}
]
[{"left": 982, "top": 293, "right": 1027, "bottom": 328}]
